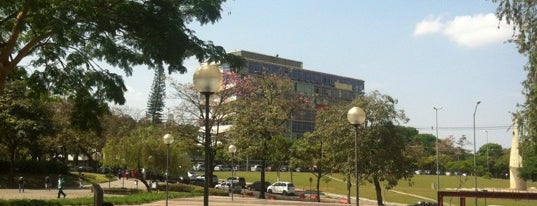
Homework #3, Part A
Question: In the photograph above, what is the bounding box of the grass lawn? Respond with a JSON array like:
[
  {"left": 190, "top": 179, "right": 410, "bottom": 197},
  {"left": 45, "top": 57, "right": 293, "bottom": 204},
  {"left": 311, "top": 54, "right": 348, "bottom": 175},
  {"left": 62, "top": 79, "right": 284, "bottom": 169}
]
[{"left": 214, "top": 171, "right": 537, "bottom": 206}]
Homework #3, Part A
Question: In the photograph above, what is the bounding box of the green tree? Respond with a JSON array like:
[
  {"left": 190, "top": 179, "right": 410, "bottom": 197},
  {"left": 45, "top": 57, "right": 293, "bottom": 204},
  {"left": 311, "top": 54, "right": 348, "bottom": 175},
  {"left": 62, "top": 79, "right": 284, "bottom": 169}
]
[
  {"left": 494, "top": 0, "right": 537, "bottom": 180},
  {"left": 478, "top": 143, "right": 506, "bottom": 178},
  {"left": 169, "top": 71, "right": 243, "bottom": 186},
  {"left": 0, "top": 0, "right": 242, "bottom": 132},
  {"left": 228, "top": 74, "right": 307, "bottom": 199},
  {"left": 293, "top": 104, "right": 350, "bottom": 203},
  {"left": 353, "top": 91, "right": 413, "bottom": 206},
  {"left": 0, "top": 69, "right": 53, "bottom": 183},
  {"left": 146, "top": 66, "right": 166, "bottom": 124},
  {"left": 102, "top": 125, "right": 190, "bottom": 192},
  {"left": 407, "top": 134, "right": 437, "bottom": 171}
]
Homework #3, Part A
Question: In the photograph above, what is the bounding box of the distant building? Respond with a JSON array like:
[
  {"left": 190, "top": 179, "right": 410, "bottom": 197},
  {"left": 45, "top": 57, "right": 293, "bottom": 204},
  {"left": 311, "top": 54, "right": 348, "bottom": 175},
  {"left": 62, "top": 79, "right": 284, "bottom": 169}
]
[{"left": 222, "top": 50, "right": 365, "bottom": 138}]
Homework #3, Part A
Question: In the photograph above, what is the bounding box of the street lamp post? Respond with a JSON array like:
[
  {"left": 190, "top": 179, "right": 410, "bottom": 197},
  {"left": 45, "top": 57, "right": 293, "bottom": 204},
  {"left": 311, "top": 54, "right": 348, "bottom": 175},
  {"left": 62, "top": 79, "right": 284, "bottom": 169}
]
[
  {"left": 473, "top": 100, "right": 481, "bottom": 206},
  {"left": 433, "top": 106, "right": 442, "bottom": 190},
  {"left": 486, "top": 130, "right": 489, "bottom": 174},
  {"left": 163, "top": 134, "right": 174, "bottom": 206},
  {"left": 228, "top": 144, "right": 237, "bottom": 201},
  {"left": 193, "top": 63, "right": 223, "bottom": 206},
  {"left": 347, "top": 107, "right": 366, "bottom": 206}
]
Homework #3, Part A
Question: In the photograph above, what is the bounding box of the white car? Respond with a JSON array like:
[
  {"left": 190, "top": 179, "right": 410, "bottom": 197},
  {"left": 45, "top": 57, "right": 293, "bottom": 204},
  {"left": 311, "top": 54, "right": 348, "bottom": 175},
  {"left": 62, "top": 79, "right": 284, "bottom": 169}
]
[
  {"left": 214, "top": 164, "right": 231, "bottom": 171},
  {"left": 250, "top": 165, "right": 262, "bottom": 171},
  {"left": 214, "top": 181, "right": 242, "bottom": 193},
  {"left": 267, "top": 181, "right": 295, "bottom": 195}
]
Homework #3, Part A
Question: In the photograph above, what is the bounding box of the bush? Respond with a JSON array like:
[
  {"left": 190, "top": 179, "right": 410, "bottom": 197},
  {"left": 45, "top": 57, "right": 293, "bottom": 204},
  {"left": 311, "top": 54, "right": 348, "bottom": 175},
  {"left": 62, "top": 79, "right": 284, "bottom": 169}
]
[
  {"left": 156, "top": 182, "right": 228, "bottom": 196},
  {"left": 167, "top": 183, "right": 196, "bottom": 192},
  {"left": 0, "top": 199, "right": 61, "bottom": 206},
  {"left": 102, "top": 188, "right": 144, "bottom": 195},
  {"left": 10, "top": 160, "right": 69, "bottom": 174}
]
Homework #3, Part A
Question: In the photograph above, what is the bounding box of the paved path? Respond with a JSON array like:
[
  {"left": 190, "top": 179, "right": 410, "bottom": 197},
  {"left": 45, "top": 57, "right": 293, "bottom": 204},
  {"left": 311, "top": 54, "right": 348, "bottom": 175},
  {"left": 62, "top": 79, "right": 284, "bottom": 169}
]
[{"left": 0, "top": 179, "right": 405, "bottom": 205}]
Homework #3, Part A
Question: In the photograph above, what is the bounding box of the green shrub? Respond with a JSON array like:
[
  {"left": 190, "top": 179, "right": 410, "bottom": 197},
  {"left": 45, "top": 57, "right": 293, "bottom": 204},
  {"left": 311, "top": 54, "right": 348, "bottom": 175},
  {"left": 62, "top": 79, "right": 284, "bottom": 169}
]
[
  {"left": 167, "top": 183, "right": 196, "bottom": 192},
  {"left": 102, "top": 187, "right": 144, "bottom": 195},
  {"left": 155, "top": 183, "right": 227, "bottom": 196},
  {"left": 0, "top": 199, "right": 61, "bottom": 206},
  {"left": 12, "top": 160, "right": 68, "bottom": 174}
]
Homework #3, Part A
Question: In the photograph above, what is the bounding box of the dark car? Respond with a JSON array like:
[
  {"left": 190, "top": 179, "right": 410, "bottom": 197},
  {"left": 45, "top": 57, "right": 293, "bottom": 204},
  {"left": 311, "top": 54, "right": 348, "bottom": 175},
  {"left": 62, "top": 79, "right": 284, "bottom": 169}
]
[
  {"left": 189, "top": 178, "right": 205, "bottom": 187},
  {"left": 168, "top": 176, "right": 189, "bottom": 184},
  {"left": 246, "top": 181, "right": 271, "bottom": 191},
  {"left": 227, "top": 176, "right": 246, "bottom": 188},
  {"left": 408, "top": 201, "right": 438, "bottom": 206},
  {"left": 77, "top": 165, "right": 94, "bottom": 172}
]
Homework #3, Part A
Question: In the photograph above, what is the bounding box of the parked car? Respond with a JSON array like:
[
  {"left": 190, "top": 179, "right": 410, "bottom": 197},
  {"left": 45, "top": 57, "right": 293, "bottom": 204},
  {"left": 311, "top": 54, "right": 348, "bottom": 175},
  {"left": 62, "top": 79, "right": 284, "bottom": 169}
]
[
  {"left": 214, "top": 181, "right": 229, "bottom": 189},
  {"left": 187, "top": 171, "right": 197, "bottom": 179},
  {"left": 409, "top": 201, "right": 438, "bottom": 206},
  {"left": 214, "top": 181, "right": 242, "bottom": 193},
  {"left": 77, "top": 165, "right": 94, "bottom": 172},
  {"left": 96, "top": 166, "right": 111, "bottom": 174},
  {"left": 246, "top": 181, "right": 271, "bottom": 191},
  {"left": 193, "top": 163, "right": 205, "bottom": 171},
  {"left": 196, "top": 175, "right": 218, "bottom": 185},
  {"left": 168, "top": 176, "right": 188, "bottom": 184},
  {"left": 267, "top": 181, "right": 295, "bottom": 195},
  {"left": 214, "top": 164, "right": 231, "bottom": 171},
  {"left": 250, "top": 165, "right": 262, "bottom": 171},
  {"left": 226, "top": 176, "right": 246, "bottom": 188},
  {"left": 189, "top": 178, "right": 205, "bottom": 187}
]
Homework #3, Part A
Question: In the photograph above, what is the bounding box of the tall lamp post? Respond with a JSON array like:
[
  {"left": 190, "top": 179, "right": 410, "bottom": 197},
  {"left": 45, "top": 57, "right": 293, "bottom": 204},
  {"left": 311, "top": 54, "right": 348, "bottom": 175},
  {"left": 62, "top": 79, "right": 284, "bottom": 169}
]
[
  {"left": 193, "top": 63, "right": 223, "bottom": 206},
  {"left": 228, "top": 144, "right": 237, "bottom": 201},
  {"left": 347, "top": 106, "right": 366, "bottom": 206},
  {"left": 485, "top": 130, "right": 489, "bottom": 174},
  {"left": 433, "top": 106, "right": 442, "bottom": 190},
  {"left": 163, "top": 134, "right": 174, "bottom": 206},
  {"left": 473, "top": 100, "right": 481, "bottom": 206}
]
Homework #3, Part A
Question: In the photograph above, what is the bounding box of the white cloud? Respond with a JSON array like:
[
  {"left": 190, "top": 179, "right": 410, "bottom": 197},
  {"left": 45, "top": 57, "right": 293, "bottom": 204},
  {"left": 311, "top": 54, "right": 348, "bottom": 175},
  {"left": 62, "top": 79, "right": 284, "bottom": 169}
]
[
  {"left": 414, "top": 17, "right": 444, "bottom": 36},
  {"left": 414, "top": 13, "right": 514, "bottom": 48},
  {"left": 124, "top": 84, "right": 147, "bottom": 109}
]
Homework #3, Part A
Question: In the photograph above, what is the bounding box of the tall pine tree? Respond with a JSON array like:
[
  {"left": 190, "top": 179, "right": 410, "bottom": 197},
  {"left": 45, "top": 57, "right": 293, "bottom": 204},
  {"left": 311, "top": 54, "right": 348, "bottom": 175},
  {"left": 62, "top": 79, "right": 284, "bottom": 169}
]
[{"left": 146, "top": 66, "right": 166, "bottom": 124}]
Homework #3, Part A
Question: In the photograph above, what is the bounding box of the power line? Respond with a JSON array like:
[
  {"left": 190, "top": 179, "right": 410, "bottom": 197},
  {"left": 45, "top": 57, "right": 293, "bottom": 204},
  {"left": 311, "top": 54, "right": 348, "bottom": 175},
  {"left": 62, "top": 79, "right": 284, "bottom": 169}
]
[{"left": 414, "top": 125, "right": 512, "bottom": 131}]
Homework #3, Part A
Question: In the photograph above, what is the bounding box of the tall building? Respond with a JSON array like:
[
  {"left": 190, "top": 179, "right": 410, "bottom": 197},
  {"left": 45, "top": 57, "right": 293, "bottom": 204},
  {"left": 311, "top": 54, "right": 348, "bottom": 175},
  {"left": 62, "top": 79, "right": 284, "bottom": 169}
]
[{"left": 222, "top": 50, "right": 365, "bottom": 138}]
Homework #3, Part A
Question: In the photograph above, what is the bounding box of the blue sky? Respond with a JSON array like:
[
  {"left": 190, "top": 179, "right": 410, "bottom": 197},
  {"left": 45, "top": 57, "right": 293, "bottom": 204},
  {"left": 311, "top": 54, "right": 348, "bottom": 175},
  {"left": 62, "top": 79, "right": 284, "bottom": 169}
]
[{"left": 118, "top": 1, "right": 526, "bottom": 149}]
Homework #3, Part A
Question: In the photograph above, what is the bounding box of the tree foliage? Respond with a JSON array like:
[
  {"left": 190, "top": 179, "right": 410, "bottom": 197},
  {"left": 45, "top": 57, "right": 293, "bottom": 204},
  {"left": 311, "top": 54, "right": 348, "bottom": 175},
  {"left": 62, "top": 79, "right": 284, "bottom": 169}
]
[
  {"left": 0, "top": 68, "right": 53, "bottom": 180},
  {"left": 169, "top": 71, "right": 244, "bottom": 188},
  {"left": 0, "top": 0, "right": 243, "bottom": 132},
  {"left": 494, "top": 0, "right": 537, "bottom": 180},
  {"left": 228, "top": 73, "right": 308, "bottom": 199},
  {"left": 102, "top": 125, "right": 191, "bottom": 192},
  {"left": 146, "top": 66, "right": 166, "bottom": 124},
  {"left": 293, "top": 103, "right": 351, "bottom": 203},
  {"left": 352, "top": 91, "right": 412, "bottom": 205}
]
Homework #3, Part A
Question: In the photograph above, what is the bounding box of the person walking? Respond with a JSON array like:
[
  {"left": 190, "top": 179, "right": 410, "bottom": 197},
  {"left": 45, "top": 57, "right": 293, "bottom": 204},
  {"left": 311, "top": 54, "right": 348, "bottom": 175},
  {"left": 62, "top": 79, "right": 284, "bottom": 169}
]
[
  {"left": 57, "top": 174, "right": 66, "bottom": 198},
  {"left": 78, "top": 175, "right": 84, "bottom": 188},
  {"left": 17, "top": 176, "right": 24, "bottom": 193},
  {"left": 45, "top": 176, "right": 50, "bottom": 190}
]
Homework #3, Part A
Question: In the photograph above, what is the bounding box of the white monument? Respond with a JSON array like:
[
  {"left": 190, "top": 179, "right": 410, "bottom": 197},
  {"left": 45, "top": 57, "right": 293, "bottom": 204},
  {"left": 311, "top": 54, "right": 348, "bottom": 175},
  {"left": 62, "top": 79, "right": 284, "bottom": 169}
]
[{"left": 509, "top": 119, "right": 527, "bottom": 190}]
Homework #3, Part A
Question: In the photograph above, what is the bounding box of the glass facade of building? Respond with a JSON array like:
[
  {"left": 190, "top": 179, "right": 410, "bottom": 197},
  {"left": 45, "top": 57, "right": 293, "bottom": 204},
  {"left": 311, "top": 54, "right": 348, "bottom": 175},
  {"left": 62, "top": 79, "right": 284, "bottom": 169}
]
[{"left": 229, "top": 50, "right": 365, "bottom": 138}]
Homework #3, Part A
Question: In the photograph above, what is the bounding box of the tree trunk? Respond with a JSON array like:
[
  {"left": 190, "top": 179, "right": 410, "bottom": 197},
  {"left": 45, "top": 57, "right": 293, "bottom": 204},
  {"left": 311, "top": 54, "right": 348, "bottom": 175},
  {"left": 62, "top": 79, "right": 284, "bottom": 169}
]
[
  {"left": 9, "top": 145, "right": 16, "bottom": 186},
  {"left": 346, "top": 174, "right": 351, "bottom": 204},
  {"left": 373, "top": 175, "right": 385, "bottom": 206},
  {"left": 0, "top": 64, "right": 8, "bottom": 96},
  {"left": 316, "top": 173, "right": 321, "bottom": 202},
  {"left": 259, "top": 159, "right": 266, "bottom": 199}
]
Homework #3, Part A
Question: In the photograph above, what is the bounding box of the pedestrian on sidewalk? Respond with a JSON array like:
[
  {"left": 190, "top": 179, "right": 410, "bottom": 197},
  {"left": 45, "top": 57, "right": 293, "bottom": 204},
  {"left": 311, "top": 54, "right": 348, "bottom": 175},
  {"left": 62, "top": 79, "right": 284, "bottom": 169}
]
[
  {"left": 78, "top": 175, "right": 84, "bottom": 188},
  {"left": 18, "top": 176, "right": 25, "bottom": 193},
  {"left": 45, "top": 176, "right": 50, "bottom": 190},
  {"left": 57, "top": 174, "right": 66, "bottom": 198}
]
